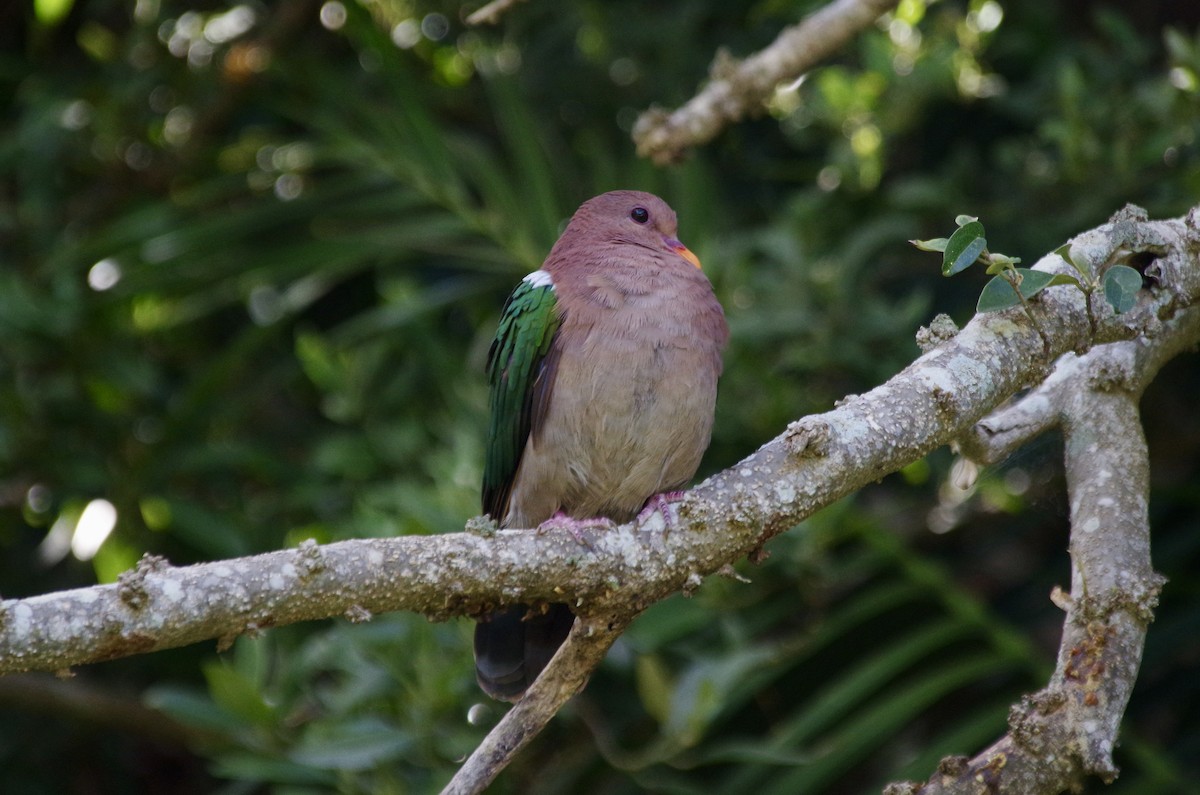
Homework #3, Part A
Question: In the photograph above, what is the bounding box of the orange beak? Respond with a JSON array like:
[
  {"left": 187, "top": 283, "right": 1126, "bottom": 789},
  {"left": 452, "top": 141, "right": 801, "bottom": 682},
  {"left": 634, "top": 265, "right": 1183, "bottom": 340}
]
[{"left": 665, "top": 237, "right": 703, "bottom": 269}]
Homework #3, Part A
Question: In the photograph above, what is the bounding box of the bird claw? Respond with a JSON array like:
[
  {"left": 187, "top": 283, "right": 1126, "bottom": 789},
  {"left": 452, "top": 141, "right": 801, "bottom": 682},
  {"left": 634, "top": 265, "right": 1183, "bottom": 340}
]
[
  {"left": 535, "top": 512, "right": 611, "bottom": 550},
  {"left": 637, "top": 491, "right": 686, "bottom": 539}
]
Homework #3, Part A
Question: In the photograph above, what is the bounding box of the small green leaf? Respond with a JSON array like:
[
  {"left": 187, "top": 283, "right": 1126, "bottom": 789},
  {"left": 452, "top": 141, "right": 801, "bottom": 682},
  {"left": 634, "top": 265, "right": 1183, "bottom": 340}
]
[
  {"left": 954, "top": 214, "right": 979, "bottom": 227},
  {"left": 1045, "top": 273, "right": 1081, "bottom": 287},
  {"left": 978, "top": 275, "right": 1022, "bottom": 312},
  {"left": 983, "top": 253, "right": 1022, "bottom": 275},
  {"left": 910, "top": 237, "right": 949, "bottom": 253},
  {"left": 976, "top": 268, "right": 1063, "bottom": 312},
  {"left": 943, "top": 221, "right": 987, "bottom": 276},
  {"left": 1053, "top": 243, "right": 1077, "bottom": 267},
  {"left": 1104, "top": 265, "right": 1142, "bottom": 313},
  {"left": 1054, "top": 242, "right": 1091, "bottom": 278}
]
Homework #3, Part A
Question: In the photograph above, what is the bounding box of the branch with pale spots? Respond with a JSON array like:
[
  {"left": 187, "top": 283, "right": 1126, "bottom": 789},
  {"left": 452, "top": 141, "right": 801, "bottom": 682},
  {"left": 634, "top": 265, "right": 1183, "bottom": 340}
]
[
  {"left": 1, "top": 206, "right": 1198, "bottom": 795},
  {"left": 632, "top": 0, "right": 900, "bottom": 164},
  {"left": 887, "top": 276, "right": 1199, "bottom": 795}
]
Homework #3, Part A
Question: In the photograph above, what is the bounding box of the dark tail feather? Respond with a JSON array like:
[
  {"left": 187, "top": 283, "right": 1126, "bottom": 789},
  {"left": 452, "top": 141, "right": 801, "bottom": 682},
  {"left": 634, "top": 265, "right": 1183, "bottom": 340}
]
[{"left": 473, "top": 604, "right": 575, "bottom": 701}]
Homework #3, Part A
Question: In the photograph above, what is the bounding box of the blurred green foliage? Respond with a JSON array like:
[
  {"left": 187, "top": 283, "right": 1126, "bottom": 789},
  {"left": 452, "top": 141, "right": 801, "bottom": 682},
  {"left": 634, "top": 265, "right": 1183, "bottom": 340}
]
[{"left": 2, "top": 0, "right": 1199, "bottom": 793}]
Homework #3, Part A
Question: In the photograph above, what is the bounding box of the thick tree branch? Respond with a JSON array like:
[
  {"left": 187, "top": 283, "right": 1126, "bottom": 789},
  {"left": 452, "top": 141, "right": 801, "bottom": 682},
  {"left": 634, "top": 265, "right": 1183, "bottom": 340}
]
[
  {"left": 888, "top": 207, "right": 1200, "bottom": 794},
  {"left": 1, "top": 206, "right": 1197, "bottom": 794},
  {"left": 632, "top": 0, "right": 900, "bottom": 164},
  {"left": 892, "top": 321, "right": 1193, "bottom": 794},
  {"left": 1, "top": 206, "right": 1196, "bottom": 678}
]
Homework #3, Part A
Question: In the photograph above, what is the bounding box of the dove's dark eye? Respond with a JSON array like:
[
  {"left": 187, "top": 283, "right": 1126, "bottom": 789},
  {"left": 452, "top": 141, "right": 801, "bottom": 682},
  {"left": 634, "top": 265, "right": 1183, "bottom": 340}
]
[{"left": 630, "top": 207, "right": 649, "bottom": 224}]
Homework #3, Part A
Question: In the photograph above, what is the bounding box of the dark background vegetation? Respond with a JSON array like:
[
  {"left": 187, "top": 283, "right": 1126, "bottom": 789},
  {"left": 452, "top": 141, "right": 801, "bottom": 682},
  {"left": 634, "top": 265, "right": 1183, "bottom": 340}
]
[{"left": 2, "top": 0, "right": 1198, "bottom": 792}]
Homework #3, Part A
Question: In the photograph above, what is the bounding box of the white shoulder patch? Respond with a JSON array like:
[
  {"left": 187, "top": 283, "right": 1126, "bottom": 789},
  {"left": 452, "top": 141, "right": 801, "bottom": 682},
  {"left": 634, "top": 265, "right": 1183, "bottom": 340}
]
[{"left": 522, "top": 269, "right": 555, "bottom": 289}]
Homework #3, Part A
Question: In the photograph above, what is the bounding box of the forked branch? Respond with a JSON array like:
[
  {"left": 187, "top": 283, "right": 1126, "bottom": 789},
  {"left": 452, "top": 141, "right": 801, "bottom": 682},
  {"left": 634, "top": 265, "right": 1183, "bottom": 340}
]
[{"left": 1, "top": 206, "right": 1197, "bottom": 795}]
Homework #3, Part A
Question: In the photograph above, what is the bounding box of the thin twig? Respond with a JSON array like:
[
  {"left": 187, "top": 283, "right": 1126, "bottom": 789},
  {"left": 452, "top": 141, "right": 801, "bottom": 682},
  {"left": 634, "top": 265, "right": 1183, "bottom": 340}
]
[
  {"left": 632, "top": 0, "right": 899, "bottom": 163},
  {"left": 466, "top": 0, "right": 529, "bottom": 26},
  {"left": 440, "top": 614, "right": 628, "bottom": 794}
]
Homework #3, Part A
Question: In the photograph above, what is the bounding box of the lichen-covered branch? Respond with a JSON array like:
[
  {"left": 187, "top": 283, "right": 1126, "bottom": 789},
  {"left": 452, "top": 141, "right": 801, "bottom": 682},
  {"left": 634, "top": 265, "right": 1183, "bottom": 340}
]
[
  {"left": 886, "top": 208, "right": 1200, "bottom": 794},
  {"left": 892, "top": 333, "right": 1189, "bottom": 794},
  {"left": 632, "top": 0, "right": 900, "bottom": 164},
  {"left": 1, "top": 206, "right": 1197, "bottom": 795},
  {"left": 959, "top": 212, "right": 1200, "bottom": 468}
]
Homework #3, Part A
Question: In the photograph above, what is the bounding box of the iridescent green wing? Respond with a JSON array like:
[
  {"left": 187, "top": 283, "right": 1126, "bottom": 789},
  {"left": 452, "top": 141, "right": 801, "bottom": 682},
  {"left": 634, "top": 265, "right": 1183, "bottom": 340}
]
[{"left": 482, "top": 270, "right": 562, "bottom": 521}]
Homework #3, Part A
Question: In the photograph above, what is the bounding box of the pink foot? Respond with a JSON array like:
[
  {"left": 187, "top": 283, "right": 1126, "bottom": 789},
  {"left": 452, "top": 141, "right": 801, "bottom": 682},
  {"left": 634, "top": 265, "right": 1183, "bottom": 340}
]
[
  {"left": 637, "top": 491, "right": 687, "bottom": 536},
  {"left": 536, "top": 511, "right": 613, "bottom": 549}
]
